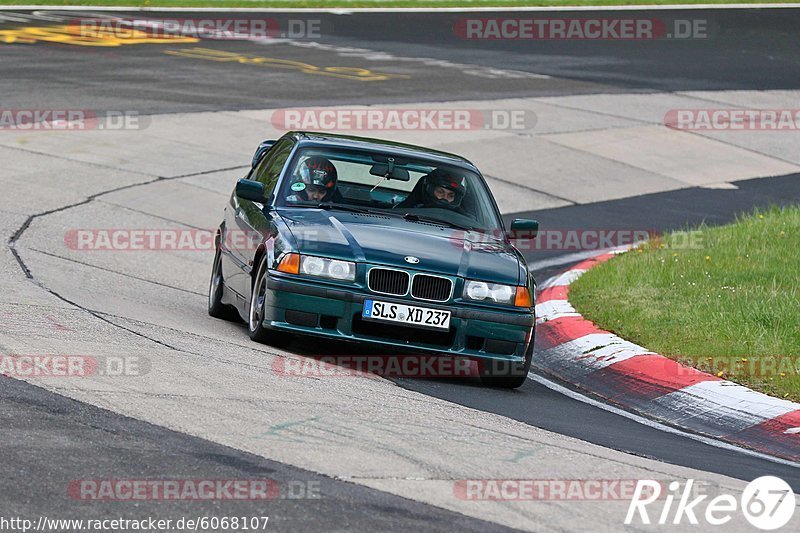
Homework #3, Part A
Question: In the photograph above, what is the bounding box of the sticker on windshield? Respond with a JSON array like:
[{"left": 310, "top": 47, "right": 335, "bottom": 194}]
[{"left": 291, "top": 182, "right": 306, "bottom": 192}]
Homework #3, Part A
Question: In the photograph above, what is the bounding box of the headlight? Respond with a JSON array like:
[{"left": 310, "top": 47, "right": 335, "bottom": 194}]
[
  {"left": 299, "top": 255, "right": 356, "bottom": 281},
  {"left": 463, "top": 280, "right": 532, "bottom": 307},
  {"left": 463, "top": 280, "right": 515, "bottom": 304}
]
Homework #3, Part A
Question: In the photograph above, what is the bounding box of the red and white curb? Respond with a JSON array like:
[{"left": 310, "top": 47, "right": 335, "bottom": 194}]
[{"left": 534, "top": 251, "right": 800, "bottom": 463}]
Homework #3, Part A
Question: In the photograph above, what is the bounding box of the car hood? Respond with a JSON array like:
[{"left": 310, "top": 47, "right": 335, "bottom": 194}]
[{"left": 278, "top": 208, "right": 523, "bottom": 285}]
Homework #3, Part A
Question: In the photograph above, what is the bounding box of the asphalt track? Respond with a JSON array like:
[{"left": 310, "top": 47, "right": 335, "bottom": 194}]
[
  {"left": 3, "top": 8, "right": 800, "bottom": 112},
  {"left": 2, "top": 6, "right": 800, "bottom": 531},
  {"left": 0, "top": 376, "right": 513, "bottom": 532}
]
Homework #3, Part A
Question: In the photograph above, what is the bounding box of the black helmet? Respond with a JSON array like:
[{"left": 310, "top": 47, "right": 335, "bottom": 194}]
[
  {"left": 294, "top": 156, "right": 338, "bottom": 201},
  {"left": 423, "top": 168, "right": 468, "bottom": 209}
]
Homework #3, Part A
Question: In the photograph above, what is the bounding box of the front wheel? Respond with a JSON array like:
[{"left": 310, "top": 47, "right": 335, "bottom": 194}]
[{"left": 248, "top": 257, "right": 291, "bottom": 347}]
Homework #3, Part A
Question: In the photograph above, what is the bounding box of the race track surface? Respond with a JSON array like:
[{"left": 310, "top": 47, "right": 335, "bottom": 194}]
[{"left": 1, "top": 7, "right": 799, "bottom": 531}]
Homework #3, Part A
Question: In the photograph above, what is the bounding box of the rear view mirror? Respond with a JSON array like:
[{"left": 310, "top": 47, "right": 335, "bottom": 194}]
[
  {"left": 369, "top": 163, "right": 410, "bottom": 181},
  {"left": 509, "top": 218, "right": 539, "bottom": 240},
  {"left": 236, "top": 179, "right": 266, "bottom": 202}
]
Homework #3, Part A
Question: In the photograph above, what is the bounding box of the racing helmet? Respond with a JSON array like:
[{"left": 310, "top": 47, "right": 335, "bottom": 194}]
[
  {"left": 423, "top": 168, "right": 468, "bottom": 209},
  {"left": 294, "top": 156, "right": 338, "bottom": 201}
]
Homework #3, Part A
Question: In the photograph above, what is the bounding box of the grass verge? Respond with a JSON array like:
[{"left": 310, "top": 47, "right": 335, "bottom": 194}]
[
  {"left": 569, "top": 206, "right": 800, "bottom": 402},
  {"left": 0, "top": 1, "right": 791, "bottom": 9}
]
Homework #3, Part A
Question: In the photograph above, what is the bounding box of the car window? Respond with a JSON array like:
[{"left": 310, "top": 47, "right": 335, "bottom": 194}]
[
  {"left": 276, "top": 146, "right": 503, "bottom": 232},
  {"left": 253, "top": 138, "right": 294, "bottom": 195}
]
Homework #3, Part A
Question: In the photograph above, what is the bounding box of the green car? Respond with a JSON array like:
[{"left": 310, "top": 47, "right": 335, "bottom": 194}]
[{"left": 208, "top": 131, "right": 538, "bottom": 388}]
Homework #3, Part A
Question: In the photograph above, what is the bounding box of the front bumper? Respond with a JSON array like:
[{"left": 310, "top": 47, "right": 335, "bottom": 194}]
[{"left": 263, "top": 275, "right": 535, "bottom": 361}]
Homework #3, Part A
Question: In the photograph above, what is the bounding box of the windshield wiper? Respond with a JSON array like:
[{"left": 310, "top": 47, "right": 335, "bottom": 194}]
[
  {"left": 317, "top": 203, "right": 376, "bottom": 215},
  {"left": 402, "top": 213, "right": 473, "bottom": 231}
]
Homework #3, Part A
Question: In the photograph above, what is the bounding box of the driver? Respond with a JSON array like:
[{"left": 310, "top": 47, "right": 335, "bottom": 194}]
[
  {"left": 421, "top": 168, "right": 468, "bottom": 210},
  {"left": 286, "top": 156, "right": 338, "bottom": 203}
]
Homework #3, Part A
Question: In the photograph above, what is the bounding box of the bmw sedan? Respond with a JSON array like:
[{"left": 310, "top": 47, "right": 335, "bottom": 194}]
[{"left": 208, "top": 131, "right": 538, "bottom": 388}]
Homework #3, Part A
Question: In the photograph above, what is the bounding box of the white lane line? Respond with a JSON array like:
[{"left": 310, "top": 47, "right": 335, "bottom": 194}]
[{"left": 531, "top": 372, "right": 800, "bottom": 469}]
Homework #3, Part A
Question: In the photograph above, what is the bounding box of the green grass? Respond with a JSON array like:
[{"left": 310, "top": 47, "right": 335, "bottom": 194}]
[
  {"left": 0, "top": 0, "right": 788, "bottom": 8},
  {"left": 570, "top": 206, "right": 800, "bottom": 402}
]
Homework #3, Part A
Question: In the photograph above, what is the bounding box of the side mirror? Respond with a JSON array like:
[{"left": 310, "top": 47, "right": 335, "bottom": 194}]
[
  {"left": 509, "top": 218, "right": 539, "bottom": 240},
  {"left": 236, "top": 179, "right": 266, "bottom": 202},
  {"left": 251, "top": 140, "right": 276, "bottom": 168}
]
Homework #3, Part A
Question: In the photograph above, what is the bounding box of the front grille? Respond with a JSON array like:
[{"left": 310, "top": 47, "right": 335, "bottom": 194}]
[
  {"left": 411, "top": 275, "right": 452, "bottom": 302},
  {"left": 368, "top": 268, "right": 409, "bottom": 296}
]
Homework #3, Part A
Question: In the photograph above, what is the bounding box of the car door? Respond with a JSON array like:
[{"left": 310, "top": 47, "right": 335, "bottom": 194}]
[{"left": 224, "top": 137, "right": 295, "bottom": 298}]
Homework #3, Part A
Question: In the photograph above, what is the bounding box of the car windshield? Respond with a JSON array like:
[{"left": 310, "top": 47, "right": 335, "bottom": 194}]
[{"left": 276, "top": 146, "right": 503, "bottom": 232}]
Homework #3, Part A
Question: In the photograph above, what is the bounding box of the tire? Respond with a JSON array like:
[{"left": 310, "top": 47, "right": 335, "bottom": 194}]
[
  {"left": 208, "top": 249, "right": 239, "bottom": 321},
  {"left": 479, "top": 337, "right": 534, "bottom": 389},
  {"left": 248, "top": 256, "right": 291, "bottom": 348}
]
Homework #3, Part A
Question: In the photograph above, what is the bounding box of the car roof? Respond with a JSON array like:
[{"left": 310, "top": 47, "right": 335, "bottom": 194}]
[{"left": 286, "top": 131, "right": 479, "bottom": 171}]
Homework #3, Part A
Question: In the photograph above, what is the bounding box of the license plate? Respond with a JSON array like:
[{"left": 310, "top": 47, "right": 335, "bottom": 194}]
[{"left": 362, "top": 300, "right": 451, "bottom": 330}]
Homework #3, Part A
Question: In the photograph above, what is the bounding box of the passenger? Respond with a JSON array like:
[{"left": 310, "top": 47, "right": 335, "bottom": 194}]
[
  {"left": 422, "top": 169, "right": 467, "bottom": 209},
  {"left": 398, "top": 168, "right": 469, "bottom": 212}
]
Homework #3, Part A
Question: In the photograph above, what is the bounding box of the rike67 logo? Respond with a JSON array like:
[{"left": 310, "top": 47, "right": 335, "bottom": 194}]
[{"left": 626, "top": 477, "right": 795, "bottom": 530}]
